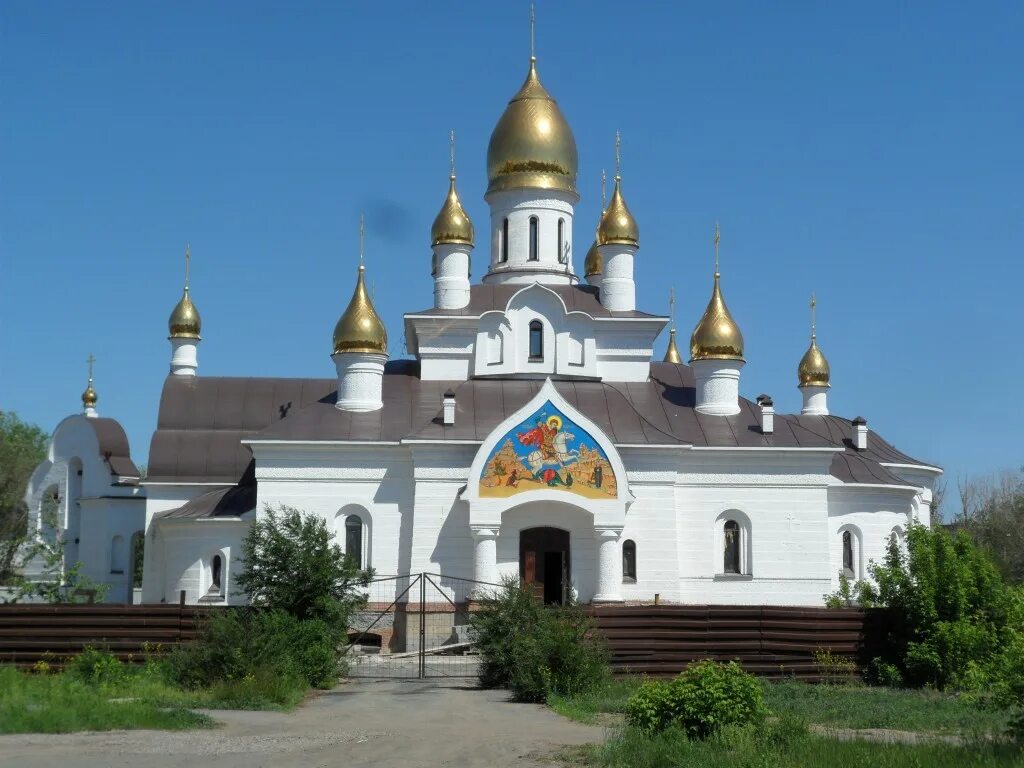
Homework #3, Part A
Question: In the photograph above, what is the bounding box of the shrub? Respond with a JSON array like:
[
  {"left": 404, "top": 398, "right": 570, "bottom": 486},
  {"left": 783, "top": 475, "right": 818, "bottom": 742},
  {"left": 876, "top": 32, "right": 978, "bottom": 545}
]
[
  {"left": 67, "top": 647, "right": 126, "bottom": 686},
  {"left": 624, "top": 660, "right": 768, "bottom": 738},
  {"left": 471, "top": 578, "right": 609, "bottom": 702}
]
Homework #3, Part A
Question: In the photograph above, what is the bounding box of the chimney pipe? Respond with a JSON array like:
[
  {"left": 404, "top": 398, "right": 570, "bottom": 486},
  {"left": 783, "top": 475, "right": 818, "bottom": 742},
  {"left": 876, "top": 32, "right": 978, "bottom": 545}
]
[
  {"left": 852, "top": 416, "right": 868, "bottom": 450},
  {"left": 756, "top": 394, "right": 774, "bottom": 434},
  {"left": 442, "top": 390, "right": 456, "bottom": 426}
]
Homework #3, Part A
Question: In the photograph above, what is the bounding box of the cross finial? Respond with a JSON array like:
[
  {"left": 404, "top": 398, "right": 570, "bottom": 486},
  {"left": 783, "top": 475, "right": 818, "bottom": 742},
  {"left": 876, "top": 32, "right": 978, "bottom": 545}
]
[
  {"left": 810, "top": 293, "right": 817, "bottom": 341},
  {"left": 86, "top": 354, "right": 95, "bottom": 384},
  {"left": 530, "top": 2, "right": 536, "bottom": 61},
  {"left": 601, "top": 169, "right": 607, "bottom": 213},
  {"left": 614, "top": 131, "right": 622, "bottom": 181},
  {"left": 183, "top": 242, "right": 191, "bottom": 292},
  {"left": 669, "top": 287, "right": 676, "bottom": 328},
  {"left": 713, "top": 222, "right": 721, "bottom": 277},
  {"left": 449, "top": 129, "right": 456, "bottom": 179},
  {"left": 359, "top": 214, "right": 365, "bottom": 270}
]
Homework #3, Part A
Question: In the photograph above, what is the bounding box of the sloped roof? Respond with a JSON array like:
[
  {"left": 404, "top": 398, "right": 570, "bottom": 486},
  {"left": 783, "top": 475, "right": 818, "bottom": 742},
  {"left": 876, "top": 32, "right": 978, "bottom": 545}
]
[{"left": 85, "top": 417, "right": 141, "bottom": 483}]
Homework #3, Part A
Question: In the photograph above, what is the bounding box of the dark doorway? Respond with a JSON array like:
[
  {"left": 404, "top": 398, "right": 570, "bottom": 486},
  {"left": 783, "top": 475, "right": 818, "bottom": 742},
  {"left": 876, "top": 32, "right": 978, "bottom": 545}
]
[{"left": 520, "top": 527, "right": 570, "bottom": 604}]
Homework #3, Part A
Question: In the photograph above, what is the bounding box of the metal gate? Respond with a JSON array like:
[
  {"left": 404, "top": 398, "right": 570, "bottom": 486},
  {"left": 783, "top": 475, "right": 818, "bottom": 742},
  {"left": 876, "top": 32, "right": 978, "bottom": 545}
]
[{"left": 344, "top": 573, "right": 501, "bottom": 679}]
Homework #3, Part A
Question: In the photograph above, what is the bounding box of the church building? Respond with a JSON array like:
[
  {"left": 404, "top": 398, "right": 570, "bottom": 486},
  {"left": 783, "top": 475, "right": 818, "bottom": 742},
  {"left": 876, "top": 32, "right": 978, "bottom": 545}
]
[{"left": 21, "top": 45, "right": 941, "bottom": 608}]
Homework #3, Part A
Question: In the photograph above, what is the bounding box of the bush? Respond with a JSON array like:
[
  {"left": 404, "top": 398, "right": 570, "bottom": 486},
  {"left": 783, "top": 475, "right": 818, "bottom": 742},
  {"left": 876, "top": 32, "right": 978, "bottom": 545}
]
[
  {"left": 165, "top": 607, "right": 342, "bottom": 697},
  {"left": 67, "top": 647, "right": 126, "bottom": 686},
  {"left": 471, "top": 578, "right": 609, "bottom": 702},
  {"left": 624, "top": 660, "right": 768, "bottom": 738}
]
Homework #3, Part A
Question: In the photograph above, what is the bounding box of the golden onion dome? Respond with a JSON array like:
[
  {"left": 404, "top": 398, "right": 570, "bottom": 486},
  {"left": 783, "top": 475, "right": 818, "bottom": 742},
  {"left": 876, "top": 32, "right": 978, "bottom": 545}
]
[
  {"left": 332, "top": 265, "right": 388, "bottom": 355},
  {"left": 690, "top": 274, "right": 745, "bottom": 361},
  {"left": 663, "top": 329, "right": 683, "bottom": 364},
  {"left": 431, "top": 176, "right": 474, "bottom": 247},
  {"left": 81, "top": 380, "right": 98, "bottom": 408},
  {"left": 583, "top": 237, "right": 602, "bottom": 277},
  {"left": 168, "top": 288, "right": 201, "bottom": 339},
  {"left": 798, "top": 337, "right": 831, "bottom": 387},
  {"left": 486, "top": 58, "right": 578, "bottom": 199},
  {"left": 597, "top": 176, "right": 639, "bottom": 247}
]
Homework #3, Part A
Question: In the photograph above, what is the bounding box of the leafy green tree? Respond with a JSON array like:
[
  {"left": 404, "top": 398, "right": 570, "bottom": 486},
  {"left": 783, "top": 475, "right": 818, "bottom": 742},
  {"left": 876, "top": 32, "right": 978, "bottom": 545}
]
[
  {"left": 0, "top": 411, "right": 48, "bottom": 581},
  {"left": 956, "top": 469, "right": 1024, "bottom": 584},
  {"left": 235, "top": 504, "right": 372, "bottom": 623}
]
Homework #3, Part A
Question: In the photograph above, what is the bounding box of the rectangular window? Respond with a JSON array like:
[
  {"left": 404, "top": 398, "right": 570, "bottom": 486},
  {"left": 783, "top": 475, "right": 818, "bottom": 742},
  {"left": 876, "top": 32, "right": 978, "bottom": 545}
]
[
  {"left": 501, "top": 219, "right": 509, "bottom": 262},
  {"left": 529, "top": 217, "right": 539, "bottom": 261},
  {"left": 529, "top": 321, "right": 543, "bottom": 360},
  {"left": 557, "top": 219, "right": 565, "bottom": 263}
]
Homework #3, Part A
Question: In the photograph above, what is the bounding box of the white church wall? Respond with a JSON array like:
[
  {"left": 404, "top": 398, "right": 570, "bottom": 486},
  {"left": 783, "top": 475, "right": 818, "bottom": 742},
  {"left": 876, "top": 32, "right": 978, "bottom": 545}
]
[
  {"left": 827, "top": 486, "right": 917, "bottom": 593},
  {"left": 152, "top": 519, "right": 250, "bottom": 605},
  {"left": 78, "top": 497, "right": 145, "bottom": 603}
]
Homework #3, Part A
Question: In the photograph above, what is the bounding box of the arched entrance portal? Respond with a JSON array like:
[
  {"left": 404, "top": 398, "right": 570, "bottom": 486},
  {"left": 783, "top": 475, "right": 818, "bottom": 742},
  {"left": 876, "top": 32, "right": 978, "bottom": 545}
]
[{"left": 520, "top": 527, "right": 570, "bottom": 604}]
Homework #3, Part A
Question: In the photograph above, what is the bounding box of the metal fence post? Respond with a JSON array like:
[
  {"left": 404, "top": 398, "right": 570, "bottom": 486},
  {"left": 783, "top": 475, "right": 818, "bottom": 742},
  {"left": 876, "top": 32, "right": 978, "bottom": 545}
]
[{"left": 419, "top": 574, "right": 426, "bottom": 679}]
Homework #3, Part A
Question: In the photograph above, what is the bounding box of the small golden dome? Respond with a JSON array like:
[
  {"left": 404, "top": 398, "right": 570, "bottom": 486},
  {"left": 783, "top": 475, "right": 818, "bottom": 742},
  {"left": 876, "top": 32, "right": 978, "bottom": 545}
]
[
  {"left": 168, "top": 288, "right": 201, "bottom": 339},
  {"left": 583, "top": 237, "right": 602, "bottom": 277},
  {"left": 664, "top": 329, "right": 683, "bottom": 363},
  {"left": 333, "top": 265, "right": 388, "bottom": 355},
  {"left": 486, "top": 58, "right": 578, "bottom": 199},
  {"left": 431, "top": 176, "right": 474, "bottom": 247},
  {"left": 81, "top": 380, "right": 97, "bottom": 408},
  {"left": 798, "top": 338, "right": 831, "bottom": 387},
  {"left": 690, "top": 274, "right": 744, "bottom": 362},
  {"left": 597, "top": 177, "right": 639, "bottom": 247}
]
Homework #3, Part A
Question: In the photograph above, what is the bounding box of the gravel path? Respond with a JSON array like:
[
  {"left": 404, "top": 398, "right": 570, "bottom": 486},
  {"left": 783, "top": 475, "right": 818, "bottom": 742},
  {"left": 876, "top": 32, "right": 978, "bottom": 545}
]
[{"left": 0, "top": 680, "right": 604, "bottom": 768}]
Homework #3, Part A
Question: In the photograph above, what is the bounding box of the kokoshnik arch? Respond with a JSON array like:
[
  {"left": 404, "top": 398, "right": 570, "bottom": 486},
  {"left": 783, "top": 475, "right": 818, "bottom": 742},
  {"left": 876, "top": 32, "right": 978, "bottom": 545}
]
[{"left": 20, "top": 22, "right": 941, "bottom": 608}]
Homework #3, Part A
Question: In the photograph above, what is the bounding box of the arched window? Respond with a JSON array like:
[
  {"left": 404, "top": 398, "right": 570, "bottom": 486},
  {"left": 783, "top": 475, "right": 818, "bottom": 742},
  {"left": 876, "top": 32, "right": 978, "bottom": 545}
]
[
  {"left": 842, "top": 531, "right": 854, "bottom": 578},
  {"left": 211, "top": 554, "right": 223, "bottom": 591},
  {"left": 622, "top": 539, "right": 637, "bottom": 583},
  {"left": 110, "top": 535, "right": 126, "bottom": 574},
  {"left": 528, "top": 320, "right": 544, "bottom": 360},
  {"left": 528, "top": 216, "right": 539, "bottom": 261},
  {"left": 131, "top": 531, "right": 145, "bottom": 589},
  {"left": 557, "top": 219, "right": 566, "bottom": 263},
  {"left": 346, "top": 515, "right": 363, "bottom": 569},
  {"left": 723, "top": 520, "right": 741, "bottom": 574},
  {"left": 501, "top": 218, "right": 509, "bottom": 262}
]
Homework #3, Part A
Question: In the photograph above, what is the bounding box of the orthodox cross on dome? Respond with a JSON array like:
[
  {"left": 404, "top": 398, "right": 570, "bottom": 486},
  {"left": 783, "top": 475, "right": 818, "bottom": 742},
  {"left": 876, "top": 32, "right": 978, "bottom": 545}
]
[
  {"left": 601, "top": 168, "right": 607, "bottom": 213},
  {"left": 183, "top": 242, "right": 191, "bottom": 292},
  {"left": 713, "top": 221, "right": 721, "bottom": 277},
  {"left": 449, "top": 129, "right": 456, "bottom": 179},
  {"left": 810, "top": 293, "right": 817, "bottom": 341},
  {"left": 359, "top": 213, "right": 365, "bottom": 270},
  {"left": 86, "top": 354, "right": 95, "bottom": 384},
  {"left": 614, "top": 130, "right": 622, "bottom": 181},
  {"left": 530, "top": 2, "right": 536, "bottom": 61},
  {"left": 669, "top": 287, "right": 676, "bottom": 329}
]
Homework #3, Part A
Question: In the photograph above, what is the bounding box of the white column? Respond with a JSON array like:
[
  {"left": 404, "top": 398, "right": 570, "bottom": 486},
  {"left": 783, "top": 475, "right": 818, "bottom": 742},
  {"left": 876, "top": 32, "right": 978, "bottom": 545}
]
[
  {"left": 333, "top": 353, "right": 387, "bottom": 412},
  {"left": 800, "top": 385, "right": 829, "bottom": 415},
  {"left": 692, "top": 359, "right": 744, "bottom": 416},
  {"left": 169, "top": 338, "right": 199, "bottom": 377},
  {"left": 592, "top": 527, "right": 623, "bottom": 603},
  {"left": 433, "top": 243, "right": 471, "bottom": 310},
  {"left": 471, "top": 527, "right": 499, "bottom": 586},
  {"left": 598, "top": 245, "right": 636, "bottom": 311}
]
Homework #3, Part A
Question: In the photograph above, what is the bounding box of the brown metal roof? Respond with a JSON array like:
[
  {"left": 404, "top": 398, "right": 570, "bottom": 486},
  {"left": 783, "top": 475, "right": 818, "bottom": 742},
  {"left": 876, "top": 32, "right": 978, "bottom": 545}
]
[
  {"left": 147, "top": 361, "right": 931, "bottom": 488},
  {"left": 407, "top": 283, "right": 661, "bottom": 319},
  {"left": 86, "top": 418, "right": 141, "bottom": 484},
  {"left": 155, "top": 482, "right": 256, "bottom": 520}
]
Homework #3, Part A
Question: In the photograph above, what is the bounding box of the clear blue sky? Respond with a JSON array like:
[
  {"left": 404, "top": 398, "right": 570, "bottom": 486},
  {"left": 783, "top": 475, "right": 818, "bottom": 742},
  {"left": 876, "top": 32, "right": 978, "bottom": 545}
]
[{"left": 2, "top": 2, "right": 1021, "bottom": 515}]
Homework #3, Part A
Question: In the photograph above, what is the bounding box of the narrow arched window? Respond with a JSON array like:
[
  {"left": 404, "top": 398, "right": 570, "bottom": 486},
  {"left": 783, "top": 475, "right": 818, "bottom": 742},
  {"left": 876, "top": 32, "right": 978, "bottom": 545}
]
[
  {"left": 724, "top": 520, "right": 741, "bottom": 574},
  {"left": 529, "top": 216, "right": 539, "bottom": 261},
  {"left": 110, "top": 535, "right": 126, "bottom": 574},
  {"left": 501, "top": 218, "right": 509, "bottom": 262},
  {"left": 842, "top": 531, "right": 854, "bottom": 578},
  {"left": 346, "top": 515, "right": 363, "bottom": 569},
  {"left": 622, "top": 539, "right": 637, "bottom": 583},
  {"left": 557, "top": 219, "right": 565, "bottom": 263},
  {"left": 528, "top": 320, "right": 543, "bottom": 360},
  {"left": 131, "top": 531, "right": 145, "bottom": 589},
  {"left": 211, "top": 554, "right": 223, "bottom": 590}
]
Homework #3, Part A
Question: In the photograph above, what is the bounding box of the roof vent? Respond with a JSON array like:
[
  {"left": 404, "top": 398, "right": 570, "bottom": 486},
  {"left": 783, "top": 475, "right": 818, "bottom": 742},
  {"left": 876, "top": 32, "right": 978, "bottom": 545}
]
[
  {"left": 442, "top": 390, "right": 456, "bottom": 426},
  {"left": 852, "top": 416, "right": 868, "bottom": 451},
  {"left": 756, "top": 394, "right": 774, "bottom": 435}
]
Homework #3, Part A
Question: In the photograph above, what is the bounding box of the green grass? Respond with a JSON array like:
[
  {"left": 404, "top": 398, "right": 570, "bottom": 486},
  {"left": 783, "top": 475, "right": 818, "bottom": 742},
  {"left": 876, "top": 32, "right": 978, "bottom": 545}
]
[
  {"left": 551, "top": 677, "right": 1011, "bottom": 738},
  {"left": 0, "top": 666, "right": 212, "bottom": 734},
  {"left": 566, "top": 723, "right": 1024, "bottom": 768}
]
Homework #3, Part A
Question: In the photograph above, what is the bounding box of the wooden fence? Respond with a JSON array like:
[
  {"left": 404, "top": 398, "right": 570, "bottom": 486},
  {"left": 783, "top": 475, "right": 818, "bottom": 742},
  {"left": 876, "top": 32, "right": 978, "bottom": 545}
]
[
  {"left": 0, "top": 604, "right": 214, "bottom": 667},
  {"left": 592, "top": 605, "right": 891, "bottom": 680}
]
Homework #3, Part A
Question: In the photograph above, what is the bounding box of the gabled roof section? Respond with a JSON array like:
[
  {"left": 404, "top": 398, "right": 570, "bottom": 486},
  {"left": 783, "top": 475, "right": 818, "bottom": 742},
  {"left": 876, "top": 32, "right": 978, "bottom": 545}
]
[{"left": 84, "top": 417, "right": 141, "bottom": 484}]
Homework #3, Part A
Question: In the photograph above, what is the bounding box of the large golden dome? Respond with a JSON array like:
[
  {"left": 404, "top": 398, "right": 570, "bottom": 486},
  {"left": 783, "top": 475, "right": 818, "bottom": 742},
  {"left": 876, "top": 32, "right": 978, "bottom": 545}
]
[
  {"left": 798, "top": 339, "right": 831, "bottom": 387},
  {"left": 431, "top": 176, "right": 474, "bottom": 247},
  {"left": 168, "top": 288, "right": 201, "bottom": 339},
  {"left": 597, "top": 176, "right": 639, "bottom": 246},
  {"left": 333, "top": 265, "right": 388, "bottom": 355},
  {"left": 486, "top": 58, "right": 578, "bottom": 199},
  {"left": 690, "top": 274, "right": 744, "bottom": 362}
]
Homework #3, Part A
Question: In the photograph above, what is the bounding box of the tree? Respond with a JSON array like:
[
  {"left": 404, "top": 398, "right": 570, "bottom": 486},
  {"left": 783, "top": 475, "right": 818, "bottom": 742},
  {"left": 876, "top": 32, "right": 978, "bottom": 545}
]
[
  {"left": 235, "top": 504, "right": 372, "bottom": 623},
  {"left": 0, "top": 412, "right": 48, "bottom": 581},
  {"left": 956, "top": 468, "right": 1024, "bottom": 584}
]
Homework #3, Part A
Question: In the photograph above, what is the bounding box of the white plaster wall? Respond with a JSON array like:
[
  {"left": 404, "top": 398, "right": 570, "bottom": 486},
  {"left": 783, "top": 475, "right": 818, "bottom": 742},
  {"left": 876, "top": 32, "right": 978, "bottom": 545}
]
[
  {"left": 433, "top": 243, "right": 472, "bottom": 310},
  {"left": 827, "top": 486, "right": 916, "bottom": 593},
  {"left": 151, "top": 519, "right": 250, "bottom": 605},
  {"left": 484, "top": 189, "right": 576, "bottom": 284}
]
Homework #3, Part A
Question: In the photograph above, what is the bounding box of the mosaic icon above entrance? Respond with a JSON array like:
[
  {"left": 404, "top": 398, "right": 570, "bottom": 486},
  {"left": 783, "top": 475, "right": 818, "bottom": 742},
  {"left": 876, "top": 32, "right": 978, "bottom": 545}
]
[{"left": 479, "top": 401, "right": 617, "bottom": 499}]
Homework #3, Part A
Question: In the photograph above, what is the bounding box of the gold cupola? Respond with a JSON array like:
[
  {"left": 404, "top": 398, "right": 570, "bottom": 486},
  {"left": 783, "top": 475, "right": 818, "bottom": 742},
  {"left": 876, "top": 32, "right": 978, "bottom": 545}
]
[
  {"left": 597, "top": 134, "right": 639, "bottom": 247},
  {"left": 168, "top": 244, "right": 201, "bottom": 339},
  {"left": 81, "top": 354, "right": 98, "bottom": 411},
  {"left": 690, "top": 225, "right": 744, "bottom": 361},
  {"left": 663, "top": 288, "right": 682, "bottom": 363},
  {"left": 333, "top": 222, "right": 388, "bottom": 356},
  {"left": 798, "top": 294, "right": 831, "bottom": 387},
  {"left": 431, "top": 131, "right": 474, "bottom": 247},
  {"left": 584, "top": 170, "right": 607, "bottom": 279},
  {"left": 486, "top": 56, "right": 578, "bottom": 199}
]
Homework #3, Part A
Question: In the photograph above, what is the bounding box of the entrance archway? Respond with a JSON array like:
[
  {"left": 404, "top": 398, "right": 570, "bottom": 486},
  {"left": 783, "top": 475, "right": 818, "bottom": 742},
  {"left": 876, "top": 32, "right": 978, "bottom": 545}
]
[{"left": 520, "top": 527, "right": 570, "bottom": 604}]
